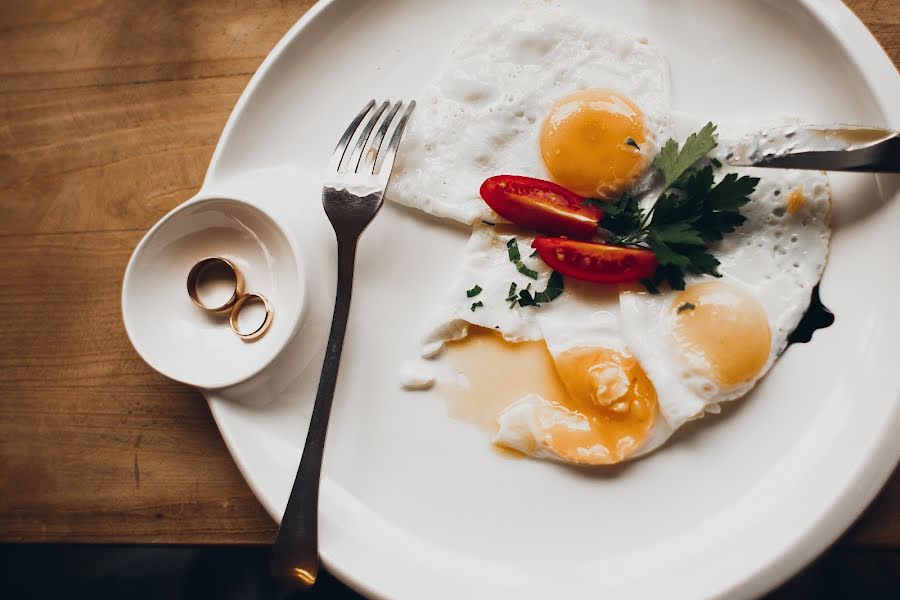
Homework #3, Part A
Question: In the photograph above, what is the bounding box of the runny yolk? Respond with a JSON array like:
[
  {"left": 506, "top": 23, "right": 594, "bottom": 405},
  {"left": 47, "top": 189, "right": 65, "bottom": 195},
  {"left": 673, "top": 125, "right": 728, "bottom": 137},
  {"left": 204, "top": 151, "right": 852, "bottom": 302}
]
[
  {"left": 786, "top": 186, "right": 806, "bottom": 215},
  {"left": 540, "top": 89, "right": 648, "bottom": 199},
  {"left": 548, "top": 347, "right": 658, "bottom": 464},
  {"left": 671, "top": 281, "right": 771, "bottom": 387},
  {"left": 442, "top": 327, "right": 658, "bottom": 465}
]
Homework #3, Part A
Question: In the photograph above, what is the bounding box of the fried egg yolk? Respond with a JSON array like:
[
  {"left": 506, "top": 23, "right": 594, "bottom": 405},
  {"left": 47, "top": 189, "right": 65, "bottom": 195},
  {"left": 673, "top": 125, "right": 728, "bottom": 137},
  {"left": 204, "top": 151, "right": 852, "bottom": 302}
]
[
  {"left": 671, "top": 282, "right": 771, "bottom": 387},
  {"left": 549, "top": 347, "right": 658, "bottom": 464},
  {"left": 540, "top": 89, "right": 648, "bottom": 199},
  {"left": 443, "top": 327, "right": 658, "bottom": 464}
]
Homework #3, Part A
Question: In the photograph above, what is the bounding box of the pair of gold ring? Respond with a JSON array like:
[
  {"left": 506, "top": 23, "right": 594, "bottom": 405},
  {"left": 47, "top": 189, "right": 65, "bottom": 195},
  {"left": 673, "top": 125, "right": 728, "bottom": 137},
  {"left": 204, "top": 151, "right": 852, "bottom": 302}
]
[{"left": 187, "top": 257, "right": 273, "bottom": 342}]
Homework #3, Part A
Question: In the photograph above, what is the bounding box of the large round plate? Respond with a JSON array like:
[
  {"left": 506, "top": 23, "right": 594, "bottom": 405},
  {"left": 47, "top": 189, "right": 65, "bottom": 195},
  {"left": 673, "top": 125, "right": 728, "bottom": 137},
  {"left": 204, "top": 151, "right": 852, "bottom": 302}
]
[{"left": 199, "top": 1, "right": 900, "bottom": 598}]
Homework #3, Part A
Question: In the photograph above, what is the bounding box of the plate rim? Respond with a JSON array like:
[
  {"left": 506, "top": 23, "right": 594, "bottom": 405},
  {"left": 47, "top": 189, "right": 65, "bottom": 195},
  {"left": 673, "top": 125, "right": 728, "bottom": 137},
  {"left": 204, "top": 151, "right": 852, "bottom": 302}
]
[{"left": 199, "top": 1, "right": 900, "bottom": 598}]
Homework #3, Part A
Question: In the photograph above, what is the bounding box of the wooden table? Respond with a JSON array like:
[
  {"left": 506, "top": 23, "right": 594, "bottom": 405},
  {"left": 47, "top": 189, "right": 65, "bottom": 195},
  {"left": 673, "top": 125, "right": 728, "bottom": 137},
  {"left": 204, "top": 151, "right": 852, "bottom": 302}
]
[{"left": 0, "top": 0, "right": 897, "bottom": 580}]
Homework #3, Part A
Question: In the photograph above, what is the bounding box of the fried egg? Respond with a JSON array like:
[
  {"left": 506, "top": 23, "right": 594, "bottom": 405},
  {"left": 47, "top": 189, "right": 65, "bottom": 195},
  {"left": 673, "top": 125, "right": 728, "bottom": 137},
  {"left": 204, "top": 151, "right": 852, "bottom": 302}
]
[
  {"left": 417, "top": 148, "right": 831, "bottom": 466},
  {"left": 397, "top": 8, "right": 833, "bottom": 466},
  {"left": 493, "top": 280, "right": 667, "bottom": 465},
  {"left": 619, "top": 162, "right": 832, "bottom": 430},
  {"left": 388, "top": 6, "right": 672, "bottom": 224},
  {"left": 423, "top": 223, "right": 667, "bottom": 465}
]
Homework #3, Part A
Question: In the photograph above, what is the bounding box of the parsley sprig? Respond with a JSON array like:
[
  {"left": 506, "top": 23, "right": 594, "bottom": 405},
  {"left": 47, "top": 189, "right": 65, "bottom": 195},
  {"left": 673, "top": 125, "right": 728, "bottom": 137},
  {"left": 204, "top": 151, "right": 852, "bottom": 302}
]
[{"left": 587, "top": 122, "right": 759, "bottom": 291}]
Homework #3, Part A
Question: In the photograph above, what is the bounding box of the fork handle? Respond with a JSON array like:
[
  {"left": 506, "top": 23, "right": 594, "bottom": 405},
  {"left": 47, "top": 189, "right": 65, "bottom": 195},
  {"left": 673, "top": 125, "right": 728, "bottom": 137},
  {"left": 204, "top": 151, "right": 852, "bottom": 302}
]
[{"left": 271, "top": 235, "right": 357, "bottom": 589}]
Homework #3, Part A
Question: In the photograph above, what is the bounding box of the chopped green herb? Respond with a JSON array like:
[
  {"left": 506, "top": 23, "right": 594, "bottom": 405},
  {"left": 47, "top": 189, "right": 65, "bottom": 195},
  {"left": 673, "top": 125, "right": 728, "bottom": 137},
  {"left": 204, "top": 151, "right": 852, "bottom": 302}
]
[
  {"left": 596, "top": 123, "right": 759, "bottom": 291},
  {"left": 677, "top": 302, "right": 696, "bottom": 313},
  {"left": 516, "top": 271, "right": 564, "bottom": 307},
  {"left": 481, "top": 220, "right": 496, "bottom": 227},
  {"left": 466, "top": 285, "right": 482, "bottom": 298},
  {"left": 529, "top": 249, "right": 539, "bottom": 258},
  {"left": 517, "top": 290, "right": 536, "bottom": 306},
  {"left": 506, "top": 238, "right": 538, "bottom": 279},
  {"left": 625, "top": 137, "right": 640, "bottom": 150},
  {"left": 710, "top": 157, "right": 722, "bottom": 168},
  {"left": 470, "top": 301, "right": 484, "bottom": 311},
  {"left": 506, "top": 282, "right": 519, "bottom": 308}
]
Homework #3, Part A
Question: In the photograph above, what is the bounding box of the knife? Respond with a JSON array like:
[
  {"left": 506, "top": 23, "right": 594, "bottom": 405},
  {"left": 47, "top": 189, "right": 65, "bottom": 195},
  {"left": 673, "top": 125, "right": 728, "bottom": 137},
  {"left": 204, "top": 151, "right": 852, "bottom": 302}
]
[{"left": 723, "top": 125, "right": 900, "bottom": 173}]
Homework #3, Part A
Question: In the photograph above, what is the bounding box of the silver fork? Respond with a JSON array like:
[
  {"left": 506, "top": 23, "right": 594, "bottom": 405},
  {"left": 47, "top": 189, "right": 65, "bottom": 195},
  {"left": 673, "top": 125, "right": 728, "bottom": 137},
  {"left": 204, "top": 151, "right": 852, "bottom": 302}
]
[{"left": 271, "top": 99, "right": 415, "bottom": 590}]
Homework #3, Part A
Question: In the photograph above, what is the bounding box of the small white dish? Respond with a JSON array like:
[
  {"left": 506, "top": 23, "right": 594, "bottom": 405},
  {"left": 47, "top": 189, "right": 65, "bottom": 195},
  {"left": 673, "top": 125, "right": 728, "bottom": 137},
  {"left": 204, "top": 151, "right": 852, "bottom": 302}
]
[{"left": 122, "top": 196, "right": 306, "bottom": 389}]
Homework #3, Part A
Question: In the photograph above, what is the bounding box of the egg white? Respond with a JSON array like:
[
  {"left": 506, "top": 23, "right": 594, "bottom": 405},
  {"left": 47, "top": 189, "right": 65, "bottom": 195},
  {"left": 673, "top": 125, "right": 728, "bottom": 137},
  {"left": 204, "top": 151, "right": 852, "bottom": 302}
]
[
  {"left": 420, "top": 222, "right": 551, "bottom": 356},
  {"left": 388, "top": 5, "right": 672, "bottom": 224}
]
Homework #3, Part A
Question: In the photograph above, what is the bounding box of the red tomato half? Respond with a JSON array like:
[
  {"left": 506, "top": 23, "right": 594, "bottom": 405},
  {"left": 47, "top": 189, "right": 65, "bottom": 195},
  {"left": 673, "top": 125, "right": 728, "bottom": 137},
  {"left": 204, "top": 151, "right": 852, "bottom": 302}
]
[
  {"left": 532, "top": 237, "right": 658, "bottom": 284},
  {"left": 480, "top": 175, "right": 602, "bottom": 239}
]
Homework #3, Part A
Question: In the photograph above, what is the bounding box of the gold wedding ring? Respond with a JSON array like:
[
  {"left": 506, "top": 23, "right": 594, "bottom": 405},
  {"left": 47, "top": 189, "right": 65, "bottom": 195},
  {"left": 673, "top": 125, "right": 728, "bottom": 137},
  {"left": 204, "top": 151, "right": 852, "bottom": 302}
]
[
  {"left": 187, "top": 257, "right": 244, "bottom": 313},
  {"left": 187, "top": 256, "right": 274, "bottom": 343},
  {"left": 229, "top": 292, "right": 274, "bottom": 342}
]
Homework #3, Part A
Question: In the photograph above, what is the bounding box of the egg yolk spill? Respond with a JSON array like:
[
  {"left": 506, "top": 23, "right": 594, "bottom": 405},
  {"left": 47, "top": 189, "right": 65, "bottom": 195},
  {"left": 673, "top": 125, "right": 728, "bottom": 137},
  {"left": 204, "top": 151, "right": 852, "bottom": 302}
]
[
  {"left": 786, "top": 186, "right": 806, "bottom": 215},
  {"left": 540, "top": 89, "right": 648, "bottom": 199},
  {"left": 671, "top": 282, "right": 771, "bottom": 387},
  {"left": 443, "top": 327, "right": 658, "bottom": 464}
]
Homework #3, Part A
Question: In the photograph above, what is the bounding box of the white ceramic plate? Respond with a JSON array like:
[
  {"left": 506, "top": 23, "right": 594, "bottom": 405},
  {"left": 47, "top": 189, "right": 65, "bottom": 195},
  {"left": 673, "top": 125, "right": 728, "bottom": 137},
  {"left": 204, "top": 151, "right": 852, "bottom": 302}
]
[{"left": 194, "top": 1, "right": 900, "bottom": 598}]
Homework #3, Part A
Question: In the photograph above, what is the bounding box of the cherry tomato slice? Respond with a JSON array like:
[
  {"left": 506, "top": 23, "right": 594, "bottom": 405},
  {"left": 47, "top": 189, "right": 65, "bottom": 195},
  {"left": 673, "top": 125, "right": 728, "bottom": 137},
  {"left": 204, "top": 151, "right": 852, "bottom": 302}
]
[
  {"left": 480, "top": 175, "right": 602, "bottom": 239},
  {"left": 532, "top": 237, "right": 658, "bottom": 284}
]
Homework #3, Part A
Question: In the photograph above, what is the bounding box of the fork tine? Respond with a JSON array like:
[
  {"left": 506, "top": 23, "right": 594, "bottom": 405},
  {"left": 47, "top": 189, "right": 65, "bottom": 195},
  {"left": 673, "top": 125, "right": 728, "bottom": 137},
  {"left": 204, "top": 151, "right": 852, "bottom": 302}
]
[
  {"left": 347, "top": 101, "right": 390, "bottom": 173},
  {"left": 327, "top": 99, "right": 375, "bottom": 173},
  {"left": 376, "top": 101, "right": 416, "bottom": 186},
  {"left": 362, "top": 101, "right": 402, "bottom": 174}
]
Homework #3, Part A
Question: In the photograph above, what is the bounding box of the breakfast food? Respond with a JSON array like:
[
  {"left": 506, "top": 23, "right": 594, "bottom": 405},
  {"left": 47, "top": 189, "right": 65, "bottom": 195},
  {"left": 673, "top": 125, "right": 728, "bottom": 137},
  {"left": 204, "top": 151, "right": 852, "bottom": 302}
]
[
  {"left": 389, "top": 8, "right": 671, "bottom": 224},
  {"left": 390, "top": 7, "right": 832, "bottom": 466}
]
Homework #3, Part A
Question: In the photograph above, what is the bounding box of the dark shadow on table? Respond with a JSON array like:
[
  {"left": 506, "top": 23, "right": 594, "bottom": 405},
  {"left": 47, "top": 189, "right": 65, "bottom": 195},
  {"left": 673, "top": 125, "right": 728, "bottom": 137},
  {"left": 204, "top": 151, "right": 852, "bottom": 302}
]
[{"left": 0, "top": 543, "right": 897, "bottom": 599}]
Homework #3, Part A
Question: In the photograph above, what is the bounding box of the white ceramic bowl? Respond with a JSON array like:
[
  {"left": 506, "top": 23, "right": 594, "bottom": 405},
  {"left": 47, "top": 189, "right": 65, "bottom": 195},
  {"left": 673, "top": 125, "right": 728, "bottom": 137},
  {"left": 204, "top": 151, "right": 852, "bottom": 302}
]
[{"left": 122, "top": 196, "right": 306, "bottom": 389}]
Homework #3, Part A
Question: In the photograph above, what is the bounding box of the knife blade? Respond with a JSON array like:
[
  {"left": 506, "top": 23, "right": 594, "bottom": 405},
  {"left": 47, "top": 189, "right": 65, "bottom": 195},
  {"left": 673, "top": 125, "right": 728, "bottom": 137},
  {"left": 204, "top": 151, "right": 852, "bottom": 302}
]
[{"left": 723, "top": 125, "right": 900, "bottom": 173}]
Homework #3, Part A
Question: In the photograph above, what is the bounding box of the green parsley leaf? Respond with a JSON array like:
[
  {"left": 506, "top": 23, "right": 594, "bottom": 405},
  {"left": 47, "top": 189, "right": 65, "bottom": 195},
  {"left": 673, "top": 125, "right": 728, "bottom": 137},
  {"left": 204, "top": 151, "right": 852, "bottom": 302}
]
[
  {"left": 470, "top": 301, "right": 484, "bottom": 311},
  {"left": 506, "top": 238, "right": 538, "bottom": 279},
  {"left": 653, "top": 222, "right": 705, "bottom": 246},
  {"left": 647, "top": 232, "right": 692, "bottom": 270},
  {"left": 649, "top": 191, "right": 699, "bottom": 228},
  {"left": 595, "top": 194, "right": 643, "bottom": 239},
  {"left": 466, "top": 285, "right": 482, "bottom": 298},
  {"left": 640, "top": 278, "right": 660, "bottom": 295},
  {"left": 693, "top": 171, "right": 757, "bottom": 242},
  {"left": 652, "top": 264, "right": 687, "bottom": 291},
  {"left": 481, "top": 220, "right": 496, "bottom": 227},
  {"left": 679, "top": 245, "right": 721, "bottom": 275},
  {"left": 593, "top": 123, "right": 757, "bottom": 292},
  {"left": 653, "top": 122, "right": 718, "bottom": 188}
]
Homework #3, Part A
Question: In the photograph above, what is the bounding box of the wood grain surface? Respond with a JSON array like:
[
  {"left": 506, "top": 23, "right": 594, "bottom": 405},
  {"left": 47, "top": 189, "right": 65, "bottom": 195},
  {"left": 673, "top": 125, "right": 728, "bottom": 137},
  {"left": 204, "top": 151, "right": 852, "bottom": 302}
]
[{"left": 0, "top": 0, "right": 897, "bottom": 554}]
